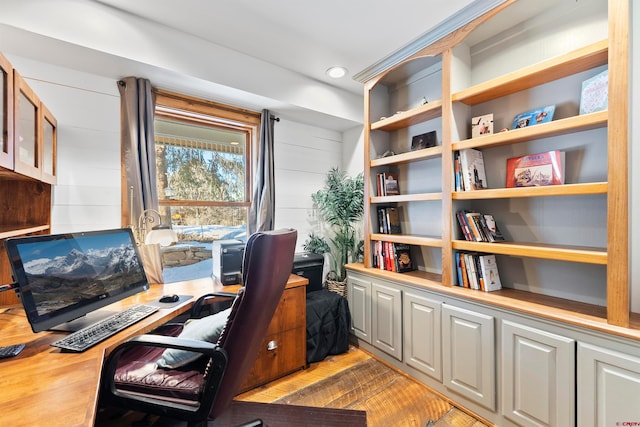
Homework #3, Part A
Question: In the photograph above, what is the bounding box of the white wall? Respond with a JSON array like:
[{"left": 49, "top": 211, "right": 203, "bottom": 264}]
[
  {"left": 6, "top": 54, "right": 347, "bottom": 251},
  {"left": 7, "top": 54, "right": 122, "bottom": 233},
  {"left": 273, "top": 120, "right": 344, "bottom": 251}
]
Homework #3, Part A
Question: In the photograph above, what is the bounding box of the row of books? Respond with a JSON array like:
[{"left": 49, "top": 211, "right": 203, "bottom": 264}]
[
  {"left": 455, "top": 252, "right": 502, "bottom": 291},
  {"left": 376, "top": 172, "right": 400, "bottom": 196},
  {"left": 456, "top": 210, "right": 504, "bottom": 243},
  {"left": 377, "top": 206, "right": 402, "bottom": 234},
  {"left": 373, "top": 241, "right": 414, "bottom": 273},
  {"left": 454, "top": 149, "right": 488, "bottom": 192},
  {"left": 454, "top": 148, "right": 565, "bottom": 190}
]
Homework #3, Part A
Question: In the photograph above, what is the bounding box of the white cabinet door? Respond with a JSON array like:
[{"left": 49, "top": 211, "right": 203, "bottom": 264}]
[
  {"left": 578, "top": 342, "right": 640, "bottom": 427},
  {"left": 442, "top": 303, "right": 495, "bottom": 410},
  {"left": 404, "top": 291, "right": 442, "bottom": 381},
  {"left": 347, "top": 275, "right": 371, "bottom": 343},
  {"left": 502, "top": 320, "right": 575, "bottom": 427},
  {"left": 371, "top": 281, "right": 402, "bottom": 360}
]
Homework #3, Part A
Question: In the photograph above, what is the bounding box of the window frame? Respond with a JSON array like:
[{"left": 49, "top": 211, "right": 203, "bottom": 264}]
[{"left": 152, "top": 89, "right": 260, "bottom": 216}]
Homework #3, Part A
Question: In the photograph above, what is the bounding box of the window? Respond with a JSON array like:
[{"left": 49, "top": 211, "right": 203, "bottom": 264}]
[{"left": 153, "top": 90, "right": 260, "bottom": 246}]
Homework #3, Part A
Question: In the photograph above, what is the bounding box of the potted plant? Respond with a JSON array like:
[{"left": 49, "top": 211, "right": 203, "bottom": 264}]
[{"left": 304, "top": 167, "right": 364, "bottom": 296}]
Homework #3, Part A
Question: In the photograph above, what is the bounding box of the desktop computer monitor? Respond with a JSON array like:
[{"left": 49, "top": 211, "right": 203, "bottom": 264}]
[{"left": 4, "top": 228, "right": 149, "bottom": 333}]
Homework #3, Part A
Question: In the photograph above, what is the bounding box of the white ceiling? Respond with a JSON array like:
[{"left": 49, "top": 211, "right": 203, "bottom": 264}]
[
  {"left": 0, "top": 0, "right": 481, "bottom": 130},
  {"left": 94, "top": 0, "right": 475, "bottom": 94}
]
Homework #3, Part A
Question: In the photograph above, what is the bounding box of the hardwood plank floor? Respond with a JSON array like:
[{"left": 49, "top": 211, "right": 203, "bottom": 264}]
[
  {"left": 236, "top": 346, "right": 488, "bottom": 427},
  {"left": 96, "top": 345, "right": 490, "bottom": 426}
]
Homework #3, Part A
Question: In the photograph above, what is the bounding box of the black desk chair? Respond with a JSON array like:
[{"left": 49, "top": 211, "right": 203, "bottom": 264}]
[{"left": 100, "top": 229, "right": 297, "bottom": 427}]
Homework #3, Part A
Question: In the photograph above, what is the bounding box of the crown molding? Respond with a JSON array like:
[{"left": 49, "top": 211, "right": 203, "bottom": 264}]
[{"left": 353, "top": 0, "right": 506, "bottom": 83}]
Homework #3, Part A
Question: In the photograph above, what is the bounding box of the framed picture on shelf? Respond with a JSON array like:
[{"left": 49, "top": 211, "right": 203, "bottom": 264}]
[
  {"left": 410, "top": 130, "right": 437, "bottom": 151},
  {"left": 579, "top": 69, "right": 608, "bottom": 115},
  {"left": 506, "top": 150, "right": 565, "bottom": 188},
  {"left": 511, "top": 105, "right": 555, "bottom": 129},
  {"left": 471, "top": 113, "right": 493, "bottom": 138}
]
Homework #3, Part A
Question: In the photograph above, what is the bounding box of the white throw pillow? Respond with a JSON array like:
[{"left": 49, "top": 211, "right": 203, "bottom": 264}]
[{"left": 157, "top": 307, "right": 231, "bottom": 369}]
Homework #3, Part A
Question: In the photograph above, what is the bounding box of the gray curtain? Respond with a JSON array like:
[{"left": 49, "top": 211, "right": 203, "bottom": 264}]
[
  {"left": 118, "top": 77, "right": 158, "bottom": 227},
  {"left": 248, "top": 110, "right": 277, "bottom": 235}
]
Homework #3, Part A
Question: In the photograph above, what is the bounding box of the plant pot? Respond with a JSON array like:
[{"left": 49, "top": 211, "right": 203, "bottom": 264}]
[{"left": 326, "top": 279, "right": 347, "bottom": 297}]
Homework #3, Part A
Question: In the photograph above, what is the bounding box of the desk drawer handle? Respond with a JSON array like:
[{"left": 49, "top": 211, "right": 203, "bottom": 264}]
[{"left": 267, "top": 340, "right": 278, "bottom": 351}]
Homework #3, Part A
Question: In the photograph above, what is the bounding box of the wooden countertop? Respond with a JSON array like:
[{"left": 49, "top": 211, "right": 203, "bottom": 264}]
[{"left": 0, "top": 274, "right": 307, "bottom": 426}]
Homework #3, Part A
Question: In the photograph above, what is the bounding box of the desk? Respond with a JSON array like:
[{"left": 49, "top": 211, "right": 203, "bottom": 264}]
[{"left": 0, "top": 274, "right": 307, "bottom": 427}]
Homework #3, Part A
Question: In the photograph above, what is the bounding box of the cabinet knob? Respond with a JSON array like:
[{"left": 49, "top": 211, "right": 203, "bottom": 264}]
[{"left": 266, "top": 340, "right": 278, "bottom": 351}]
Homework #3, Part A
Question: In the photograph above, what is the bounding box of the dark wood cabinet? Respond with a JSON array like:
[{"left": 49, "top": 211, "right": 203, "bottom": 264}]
[{"left": 239, "top": 281, "right": 307, "bottom": 391}]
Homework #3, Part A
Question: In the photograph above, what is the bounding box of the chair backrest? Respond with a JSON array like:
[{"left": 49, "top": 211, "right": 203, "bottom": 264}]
[{"left": 209, "top": 228, "right": 297, "bottom": 419}]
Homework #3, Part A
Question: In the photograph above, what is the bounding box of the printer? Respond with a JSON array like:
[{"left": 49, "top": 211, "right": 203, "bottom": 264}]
[{"left": 211, "top": 239, "right": 245, "bottom": 285}]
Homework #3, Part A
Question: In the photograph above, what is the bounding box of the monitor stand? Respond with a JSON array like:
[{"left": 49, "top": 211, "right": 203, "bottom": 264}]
[{"left": 49, "top": 309, "right": 119, "bottom": 333}]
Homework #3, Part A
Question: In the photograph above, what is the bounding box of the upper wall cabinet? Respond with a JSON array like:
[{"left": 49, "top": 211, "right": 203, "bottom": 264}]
[
  {"left": 8, "top": 69, "right": 57, "bottom": 184},
  {"left": 14, "top": 70, "right": 40, "bottom": 180},
  {"left": 360, "top": 0, "right": 630, "bottom": 330},
  {"left": 0, "top": 52, "right": 13, "bottom": 171}
]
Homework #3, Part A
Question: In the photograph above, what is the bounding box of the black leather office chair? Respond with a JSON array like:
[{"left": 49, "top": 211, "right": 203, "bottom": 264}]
[{"left": 100, "top": 229, "right": 297, "bottom": 427}]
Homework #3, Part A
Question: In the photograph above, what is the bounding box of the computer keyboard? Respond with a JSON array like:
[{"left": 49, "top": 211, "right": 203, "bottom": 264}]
[{"left": 51, "top": 304, "right": 159, "bottom": 352}]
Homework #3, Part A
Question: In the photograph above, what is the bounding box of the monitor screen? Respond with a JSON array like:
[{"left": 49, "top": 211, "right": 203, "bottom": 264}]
[{"left": 4, "top": 228, "right": 149, "bottom": 333}]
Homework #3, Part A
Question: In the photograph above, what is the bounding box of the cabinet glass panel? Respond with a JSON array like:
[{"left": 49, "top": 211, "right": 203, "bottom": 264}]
[
  {"left": 17, "top": 92, "right": 37, "bottom": 168},
  {"left": 0, "top": 69, "right": 5, "bottom": 156},
  {"left": 43, "top": 116, "right": 54, "bottom": 176}
]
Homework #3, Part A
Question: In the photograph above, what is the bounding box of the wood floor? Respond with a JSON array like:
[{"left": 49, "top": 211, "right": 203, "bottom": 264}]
[{"left": 96, "top": 345, "right": 489, "bottom": 427}]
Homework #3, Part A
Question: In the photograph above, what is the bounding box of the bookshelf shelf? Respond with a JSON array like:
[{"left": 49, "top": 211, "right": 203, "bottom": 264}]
[
  {"left": 451, "top": 111, "right": 608, "bottom": 151},
  {"left": 370, "top": 99, "right": 443, "bottom": 131},
  {"left": 370, "top": 145, "right": 442, "bottom": 167},
  {"left": 452, "top": 240, "right": 607, "bottom": 264},
  {"left": 371, "top": 192, "right": 442, "bottom": 203},
  {"left": 451, "top": 40, "right": 608, "bottom": 106},
  {"left": 371, "top": 233, "right": 442, "bottom": 248},
  {"left": 452, "top": 182, "right": 607, "bottom": 200}
]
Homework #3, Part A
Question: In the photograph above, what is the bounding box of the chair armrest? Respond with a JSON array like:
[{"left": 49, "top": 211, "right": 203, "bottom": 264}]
[{"left": 190, "top": 292, "right": 238, "bottom": 318}]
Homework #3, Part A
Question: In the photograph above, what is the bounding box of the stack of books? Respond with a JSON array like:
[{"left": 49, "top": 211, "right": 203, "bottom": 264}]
[
  {"left": 455, "top": 252, "right": 502, "bottom": 291},
  {"left": 456, "top": 210, "right": 505, "bottom": 243},
  {"left": 376, "top": 172, "right": 400, "bottom": 196},
  {"left": 377, "top": 206, "right": 402, "bottom": 234},
  {"left": 454, "top": 148, "right": 488, "bottom": 191},
  {"left": 373, "top": 242, "right": 414, "bottom": 273}
]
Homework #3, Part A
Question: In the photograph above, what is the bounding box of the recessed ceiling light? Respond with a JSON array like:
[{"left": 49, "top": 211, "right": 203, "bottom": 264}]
[
  {"left": 230, "top": 141, "right": 240, "bottom": 145},
  {"left": 326, "top": 66, "right": 348, "bottom": 79}
]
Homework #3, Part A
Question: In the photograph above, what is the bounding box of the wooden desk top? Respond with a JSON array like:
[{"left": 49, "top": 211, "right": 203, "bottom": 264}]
[{"left": 0, "top": 274, "right": 307, "bottom": 427}]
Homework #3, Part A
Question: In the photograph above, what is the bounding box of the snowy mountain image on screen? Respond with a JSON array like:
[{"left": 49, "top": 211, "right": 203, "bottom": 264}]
[{"left": 24, "top": 244, "right": 145, "bottom": 315}]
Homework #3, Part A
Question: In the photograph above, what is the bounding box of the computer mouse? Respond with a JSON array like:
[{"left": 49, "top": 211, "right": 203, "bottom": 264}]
[{"left": 159, "top": 294, "right": 180, "bottom": 303}]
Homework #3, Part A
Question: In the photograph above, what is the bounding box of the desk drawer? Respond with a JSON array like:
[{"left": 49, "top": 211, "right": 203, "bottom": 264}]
[
  {"left": 240, "top": 326, "right": 306, "bottom": 391},
  {"left": 266, "top": 285, "right": 305, "bottom": 335}
]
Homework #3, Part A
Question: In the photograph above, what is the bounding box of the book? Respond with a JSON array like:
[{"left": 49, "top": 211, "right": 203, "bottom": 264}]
[
  {"left": 411, "top": 130, "right": 437, "bottom": 151},
  {"left": 455, "top": 252, "right": 464, "bottom": 286},
  {"left": 459, "top": 252, "right": 470, "bottom": 288},
  {"left": 464, "top": 253, "right": 479, "bottom": 290},
  {"left": 506, "top": 150, "right": 565, "bottom": 188},
  {"left": 579, "top": 69, "right": 608, "bottom": 115},
  {"left": 383, "top": 173, "right": 400, "bottom": 196},
  {"left": 465, "top": 212, "right": 484, "bottom": 242},
  {"left": 459, "top": 148, "right": 488, "bottom": 191},
  {"left": 511, "top": 105, "right": 555, "bottom": 129},
  {"left": 481, "top": 214, "right": 505, "bottom": 242},
  {"left": 386, "top": 207, "right": 402, "bottom": 234},
  {"left": 394, "top": 243, "right": 414, "bottom": 273},
  {"left": 471, "top": 113, "right": 493, "bottom": 138},
  {"left": 376, "top": 172, "right": 400, "bottom": 196},
  {"left": 453, "top": 151, "right": 462, "bottom": 191},
  {"left": 378, "top": 206, "right": 402, "bottom": 234},
  {"left": 478, "top": 254, "right": 502, "bottom": 292},
  {"left": 456, "top": 211, "right": 474, "bottom": 241}
]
